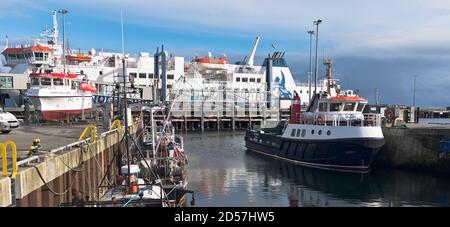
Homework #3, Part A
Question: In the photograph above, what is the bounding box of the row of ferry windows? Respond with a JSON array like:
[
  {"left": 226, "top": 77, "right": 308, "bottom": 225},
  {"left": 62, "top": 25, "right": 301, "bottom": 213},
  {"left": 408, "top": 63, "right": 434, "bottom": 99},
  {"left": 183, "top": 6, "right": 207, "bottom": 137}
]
[
  {"left": 6, "top": 52, "right": 49, "bottom": 61},
  {"left": 236, "top": 77, "right": 261, "bottom": 83},
  {"left": 290, "top": 128, "right": 332, "bottom": 137},
  {"left": 128, "top": 73, "right": 175, "bottom": 79},
  {"left": 318, "top": 102, "right": 365, "bottom": 112}
]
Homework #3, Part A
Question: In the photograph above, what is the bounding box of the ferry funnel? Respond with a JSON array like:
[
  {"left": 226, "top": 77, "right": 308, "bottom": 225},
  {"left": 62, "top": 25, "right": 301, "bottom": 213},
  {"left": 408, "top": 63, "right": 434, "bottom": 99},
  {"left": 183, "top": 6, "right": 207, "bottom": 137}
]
[{"left": 245, "top": 36, "right": 260, "bottom": 67}]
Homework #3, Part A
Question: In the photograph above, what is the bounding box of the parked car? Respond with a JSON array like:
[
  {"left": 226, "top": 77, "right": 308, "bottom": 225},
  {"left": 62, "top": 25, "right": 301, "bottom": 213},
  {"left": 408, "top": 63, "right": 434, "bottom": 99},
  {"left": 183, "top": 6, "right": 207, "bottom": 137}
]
[{"left": 0, "top": 108, "right": 20, "bottom": 134}]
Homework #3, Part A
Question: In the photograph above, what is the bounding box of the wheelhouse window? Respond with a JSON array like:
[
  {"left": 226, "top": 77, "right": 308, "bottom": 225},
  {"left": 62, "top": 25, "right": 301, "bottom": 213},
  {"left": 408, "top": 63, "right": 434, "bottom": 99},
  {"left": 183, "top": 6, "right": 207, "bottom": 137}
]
[
  {"left": 71, "top": 81, "right": 77, "bottom": 90},
  {"left": 138, "top": 73, "right": 146, "bottom": 79},
  {"left": 148, "top": 73, "right": 154, "bottom": 79},
  {"left": 257, "top": 78, "right": 261, "bottom": 83},
  {"left": 41, "top": 78, "right": 52, "bottom": 86},
  {"left": 167, "top": 74, "right": 174, "bottom": 80},
  {"left": 31, "top": 78, "right": 40, "bottom": 86},
  {"left": 356, "top": 103, "right": 366, "bottom": 112},
  {"left": 34, "top": 52, "right": 44, "bottom": 61},
  {"left": 319, "top": 102, "right": 328, "bottom": 112},
  {"left": 242, "top": 77, "right": 248, "bottom": 82},
  {"left": 249, "top": 78, "right": 255, "bottom": 82},
  {"left": 343, "top": 102, "right": 356, "bottom": 111},
  {"left": 330, "top": 102, "right": 342, "bottom": 112},
  {"left": 236, "top": 77, "right": 241, "bottom": 82},
  {"left": 53, "top": 78, "right": 64, "bottom": 86}
]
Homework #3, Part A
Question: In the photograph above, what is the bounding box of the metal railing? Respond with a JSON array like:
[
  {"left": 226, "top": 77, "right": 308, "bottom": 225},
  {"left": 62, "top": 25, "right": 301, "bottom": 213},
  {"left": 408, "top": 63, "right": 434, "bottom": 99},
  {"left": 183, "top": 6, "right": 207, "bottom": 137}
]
[{"left": 306, "top": 113, "right": 382, "bottom": 127}]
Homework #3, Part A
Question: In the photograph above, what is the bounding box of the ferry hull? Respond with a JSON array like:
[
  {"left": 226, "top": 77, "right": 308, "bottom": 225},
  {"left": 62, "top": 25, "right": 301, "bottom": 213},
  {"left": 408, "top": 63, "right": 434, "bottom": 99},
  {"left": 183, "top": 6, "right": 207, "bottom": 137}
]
[{"left": 245, "top": 130, "right": 384, "bottom": 172}]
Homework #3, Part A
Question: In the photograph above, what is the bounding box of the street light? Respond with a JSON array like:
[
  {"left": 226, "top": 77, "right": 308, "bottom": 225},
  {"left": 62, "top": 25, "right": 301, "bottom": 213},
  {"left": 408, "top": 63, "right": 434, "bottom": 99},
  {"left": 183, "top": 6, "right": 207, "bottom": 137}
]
[
  {"left": 313, "top": 19, "right": 322, "bottom": 96},
  {"left": 58, "top": 9, "right": 68, "bottom": 73},
  {"left": 307, "top": 30, "right": 315, "bottom": 102}
]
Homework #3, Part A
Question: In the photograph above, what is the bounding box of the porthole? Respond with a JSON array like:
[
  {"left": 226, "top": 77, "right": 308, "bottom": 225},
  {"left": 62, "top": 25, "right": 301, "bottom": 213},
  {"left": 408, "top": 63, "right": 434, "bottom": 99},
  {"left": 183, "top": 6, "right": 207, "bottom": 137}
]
[
  {"left": 311, "top": 130, "right": 315, "bottom": 135},
  {"left": 327, "top": 130, "right": 331, "bottom": 136},
  {"left": 318, "top": 130, "right": 322, "bottom": 135}
]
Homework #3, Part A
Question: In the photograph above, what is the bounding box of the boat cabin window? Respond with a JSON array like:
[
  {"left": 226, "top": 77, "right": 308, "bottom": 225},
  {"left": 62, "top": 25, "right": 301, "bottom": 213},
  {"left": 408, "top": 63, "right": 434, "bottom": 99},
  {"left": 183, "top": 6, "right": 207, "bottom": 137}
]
[
  {"left": 330, "top": 102, "right": 343, "bottom": 112},
  {"left": 250, "top": 78, "right": 255, "bottom": 82},
  {"left": 41, "top": 78, "right": 52, "bottom": 86},
  {"left": 71, "top": 81, "right": 77, "bottom": 90},
  {"left": 53, "top": 78, "right": 64, "bottom": 86},
  {"left": 64, "top": 79, "right": 69, "bottom": 86},
  {"left": 242, "top": 78, "right": 248, "bottom": 82},
  {"left": 343, "top": 102, "right": 356, "bottom": 111},
  {"left": 257, "top": 78, "right": 261, "bottom": 83},
  {"left": 236, "top": 77, "right": 240, "bottom": 82},
  {"left": 31, "top": 78, "right": 40, "bottom": 86},
  {"left": 34, "top": 52, "right": 44, "bottom": 61},
  {"left": 356, "top": 103, "right": 366, "bottom": 112},
  {"left": 319, "top": 102, "right": 328, "bottom": 112}
]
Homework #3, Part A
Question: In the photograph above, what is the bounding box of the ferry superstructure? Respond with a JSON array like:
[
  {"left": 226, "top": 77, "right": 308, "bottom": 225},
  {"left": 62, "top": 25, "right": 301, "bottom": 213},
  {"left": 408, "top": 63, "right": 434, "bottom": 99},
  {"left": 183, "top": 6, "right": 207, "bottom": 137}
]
[{"left": 1, "top": 10, "right": 333, "bottom": 117}]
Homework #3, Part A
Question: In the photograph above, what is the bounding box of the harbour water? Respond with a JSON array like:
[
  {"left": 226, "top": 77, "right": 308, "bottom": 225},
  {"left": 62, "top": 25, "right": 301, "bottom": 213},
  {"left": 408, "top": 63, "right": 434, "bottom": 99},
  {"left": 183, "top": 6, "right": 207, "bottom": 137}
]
[{"left": 184, "top": 131, "right": 450, "bottom": 207}]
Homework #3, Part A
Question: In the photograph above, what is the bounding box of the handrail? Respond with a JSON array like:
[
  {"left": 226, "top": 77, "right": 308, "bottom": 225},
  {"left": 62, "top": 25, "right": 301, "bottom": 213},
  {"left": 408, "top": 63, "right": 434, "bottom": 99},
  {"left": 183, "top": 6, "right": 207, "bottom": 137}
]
[
  {"left": 1, "top": 140, "right": 17, "bottom": 179},
  {"left": 79, "top": 125, "right": 98, "bottom": 143},
  {"left": 109, "top": 119, "right": 121, "bottom": 131}
]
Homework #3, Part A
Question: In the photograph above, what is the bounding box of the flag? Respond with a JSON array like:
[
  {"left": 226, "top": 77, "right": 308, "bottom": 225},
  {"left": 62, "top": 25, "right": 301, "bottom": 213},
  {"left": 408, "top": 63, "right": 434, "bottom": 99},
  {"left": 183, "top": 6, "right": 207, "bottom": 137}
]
[{"left": 272, "top": 43, "right": 276, "bottom": 49}]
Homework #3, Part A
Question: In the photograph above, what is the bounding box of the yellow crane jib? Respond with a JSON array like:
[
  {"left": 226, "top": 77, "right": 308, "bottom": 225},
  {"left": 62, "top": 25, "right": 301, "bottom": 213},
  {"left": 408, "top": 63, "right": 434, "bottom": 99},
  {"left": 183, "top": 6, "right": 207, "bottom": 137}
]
[
  {"left": 79, "top": 125, "right": 98, "bottom": 143},
  {"left": 109, "top": 119, "right": 121, "bottom": 131},
  {"left": 1, "top": 140, "right": 17, "bottom": 179}
]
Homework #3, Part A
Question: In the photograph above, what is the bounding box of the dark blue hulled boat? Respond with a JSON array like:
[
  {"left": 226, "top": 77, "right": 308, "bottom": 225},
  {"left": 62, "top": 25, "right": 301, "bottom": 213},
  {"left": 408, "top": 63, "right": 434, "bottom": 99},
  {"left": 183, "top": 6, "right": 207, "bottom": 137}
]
[{"left": 245, "top": 67, "right": 384, "bottom": 172}]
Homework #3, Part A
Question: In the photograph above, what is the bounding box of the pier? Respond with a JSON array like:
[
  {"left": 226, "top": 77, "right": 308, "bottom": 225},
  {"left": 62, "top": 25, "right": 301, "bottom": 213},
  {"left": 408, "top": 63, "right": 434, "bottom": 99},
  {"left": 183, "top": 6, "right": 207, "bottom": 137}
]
[
  {"left": 378, "top": 124, "right": 450, "bottom": 173},
  {"left": 0, "top": 124, "right": 125, "bottom": 207}
]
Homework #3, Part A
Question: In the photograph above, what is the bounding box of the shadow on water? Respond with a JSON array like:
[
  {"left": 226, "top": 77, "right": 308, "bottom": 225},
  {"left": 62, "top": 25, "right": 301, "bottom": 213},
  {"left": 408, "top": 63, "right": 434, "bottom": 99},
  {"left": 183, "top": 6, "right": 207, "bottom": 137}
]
[{"left": 184, "top": 131, "right": 450, "bottom": 207}]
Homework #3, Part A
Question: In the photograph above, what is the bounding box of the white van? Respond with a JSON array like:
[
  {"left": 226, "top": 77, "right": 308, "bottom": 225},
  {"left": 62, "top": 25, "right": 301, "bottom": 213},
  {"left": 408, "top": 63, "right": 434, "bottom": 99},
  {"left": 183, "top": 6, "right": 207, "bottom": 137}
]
[{"left": 0, "top": 108, "right": 19, "bottom": 134}]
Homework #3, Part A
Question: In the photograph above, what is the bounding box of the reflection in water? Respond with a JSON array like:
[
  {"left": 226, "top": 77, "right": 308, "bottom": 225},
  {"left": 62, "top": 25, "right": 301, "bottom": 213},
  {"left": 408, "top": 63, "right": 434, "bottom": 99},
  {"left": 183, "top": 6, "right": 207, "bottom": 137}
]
[{"left": 184, "top": 131, "right": 450, "bottom": 207}]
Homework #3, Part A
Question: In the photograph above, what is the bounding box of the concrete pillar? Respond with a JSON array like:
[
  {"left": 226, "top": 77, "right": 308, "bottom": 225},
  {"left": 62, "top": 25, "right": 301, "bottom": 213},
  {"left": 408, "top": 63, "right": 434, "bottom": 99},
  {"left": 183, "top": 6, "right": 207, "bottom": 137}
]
[
  {"left": 28, "top": 187, "right": 42, "bottom": 207},
  {"left": 65, "top": 172, "right": 73, "bottom": 203},
  {"left": 54, "top": 175, "right": 64, "bottom": 206},
  {"left": 16, "top": 196, "right": 29, "bottom": 207},
  {"left": 84, "top": 158, "right": 91, "bottom": 201},
  {"left": 217, "top": 113, "right": 220, "bottom": 131},
  {"left": 42, "top": 181, "right": 55, "bottom": 207}
]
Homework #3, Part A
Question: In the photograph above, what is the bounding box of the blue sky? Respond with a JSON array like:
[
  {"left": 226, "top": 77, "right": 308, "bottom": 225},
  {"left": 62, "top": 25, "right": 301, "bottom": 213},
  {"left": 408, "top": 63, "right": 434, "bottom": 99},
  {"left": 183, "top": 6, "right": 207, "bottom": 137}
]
[{"left": 1, "top": 0, "right": 450, "bottom": 107}]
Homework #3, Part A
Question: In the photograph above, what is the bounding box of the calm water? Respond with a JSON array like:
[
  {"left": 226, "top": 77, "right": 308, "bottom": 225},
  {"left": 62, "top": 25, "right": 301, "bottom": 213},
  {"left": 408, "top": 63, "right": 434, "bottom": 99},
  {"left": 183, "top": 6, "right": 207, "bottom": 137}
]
[
  {"left": 418, "top": 118, "right": 450, "bottom": 125},
  {"left": 183, "top": 131, "right": 450, "bottom": 207}
]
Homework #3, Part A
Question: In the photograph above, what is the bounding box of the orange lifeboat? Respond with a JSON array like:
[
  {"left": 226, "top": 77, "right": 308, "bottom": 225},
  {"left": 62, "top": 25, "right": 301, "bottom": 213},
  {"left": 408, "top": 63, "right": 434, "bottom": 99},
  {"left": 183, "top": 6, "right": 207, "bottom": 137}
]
[
  {"left": 65, "top": 53, "right": 92, "bottom": 62},
  {"left": 80, "top": 82, "right": 96, "bottom": 93},
  {"left": 194, "top": 57, "right": 227, "bottom": 64}
]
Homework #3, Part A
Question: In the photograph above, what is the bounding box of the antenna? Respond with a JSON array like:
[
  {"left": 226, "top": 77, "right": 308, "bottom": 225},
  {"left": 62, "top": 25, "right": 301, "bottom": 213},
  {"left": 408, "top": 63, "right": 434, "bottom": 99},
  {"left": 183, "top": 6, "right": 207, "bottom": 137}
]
[
  {"left": 120, "top": 9, "right": 131, "bottom": 188},
  {"left": 121, "top": 10, "right": 125, "bottom": 57}
]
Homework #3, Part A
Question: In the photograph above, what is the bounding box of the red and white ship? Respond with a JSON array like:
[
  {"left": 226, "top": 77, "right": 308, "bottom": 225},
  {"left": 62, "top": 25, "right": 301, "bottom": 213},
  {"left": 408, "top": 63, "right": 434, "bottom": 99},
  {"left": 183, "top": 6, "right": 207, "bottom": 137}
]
[{"left": 26, "top": 72, "right": 95, "bottom": 121}]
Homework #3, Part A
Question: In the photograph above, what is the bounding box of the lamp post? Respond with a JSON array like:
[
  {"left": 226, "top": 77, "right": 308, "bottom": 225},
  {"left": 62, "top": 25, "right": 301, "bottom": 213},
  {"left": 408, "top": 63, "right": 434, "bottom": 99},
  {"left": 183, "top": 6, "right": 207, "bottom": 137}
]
[
  {"left": 307, "top": 30, "right": 315, "bottom": 102},
  {"left": 58, "top": 9, "right": 68, "bottom": 74},
  {"left": 413, "top": 75, "right": 417, "bottom": 107},
  {"left": 313, "top": 19, "right": 322, "bottom": 96}
]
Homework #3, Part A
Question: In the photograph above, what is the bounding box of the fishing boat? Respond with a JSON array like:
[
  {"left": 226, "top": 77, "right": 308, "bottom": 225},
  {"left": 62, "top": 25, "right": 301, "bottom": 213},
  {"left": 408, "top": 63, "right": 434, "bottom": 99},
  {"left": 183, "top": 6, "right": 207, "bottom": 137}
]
[
  {"left": 245, "top": 60, "right": 385, "bottom": 172},
  {"left": 140, "top": 106, "right": 190, "bottom": 205},
  {"left": 26, "top": 71, "right": 94, "bottom": 121}
]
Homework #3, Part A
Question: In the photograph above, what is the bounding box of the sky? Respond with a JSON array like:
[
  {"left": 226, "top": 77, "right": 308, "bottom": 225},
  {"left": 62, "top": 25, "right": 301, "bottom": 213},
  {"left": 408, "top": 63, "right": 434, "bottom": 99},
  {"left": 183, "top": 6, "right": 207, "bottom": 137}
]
[{"left": 1, "top": 0, "right": 450, "bottom": 108}]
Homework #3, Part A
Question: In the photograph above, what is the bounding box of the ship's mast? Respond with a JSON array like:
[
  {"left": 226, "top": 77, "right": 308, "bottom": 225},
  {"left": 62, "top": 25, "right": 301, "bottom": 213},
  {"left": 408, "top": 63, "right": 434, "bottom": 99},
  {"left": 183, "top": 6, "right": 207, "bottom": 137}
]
[
  {"left": 323, "top": 59, "right": 332, "bottom": 95},
  {"left": 121, "top": 10, "right": 131, "bottom": 188},
  {"left": 58, "top": 9, "right": 68, "bottom": 74},
  {"left": 51, "top": 10, "right": 59, "bottom": 45}
]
